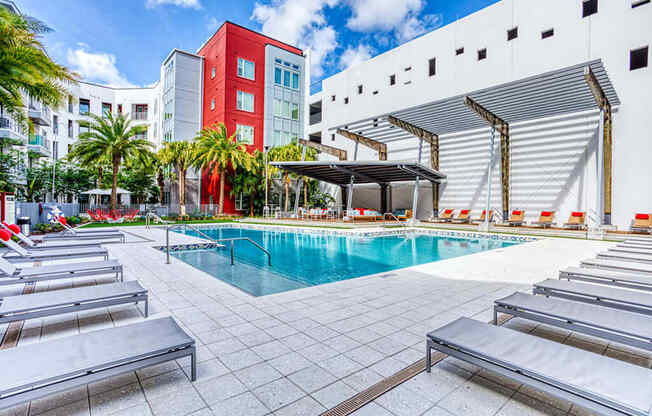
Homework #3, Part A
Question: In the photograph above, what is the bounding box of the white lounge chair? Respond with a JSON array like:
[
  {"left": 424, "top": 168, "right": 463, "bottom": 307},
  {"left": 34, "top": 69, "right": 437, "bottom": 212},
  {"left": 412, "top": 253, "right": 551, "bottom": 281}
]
[
  {"left": 43, "top": 217, "right": 125, "bottom": 243},
  {"left": 560, "top": 266, "right": 652, "bottom": 292},
  {"left": 1, "top": 222, "right": 102, "bottom": 250},
  {"left": 0, "top": 230, "right": 109, "bottom": 263},
  {"left": 0, "top": 256, "right": 123, "bottom": 286}
]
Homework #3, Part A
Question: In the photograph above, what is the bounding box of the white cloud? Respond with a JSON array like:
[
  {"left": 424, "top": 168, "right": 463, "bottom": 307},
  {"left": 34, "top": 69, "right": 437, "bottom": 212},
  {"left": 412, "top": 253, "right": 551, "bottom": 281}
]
[
  {"left": 339, "top": 43, "right": 373, "bottom": 69},
  {"left": 346, "top": 0, "right": 441, "bottom": 42},
  {"left": 67, "top": 47, "right": 135, "bottom": 88},
  {"left": 251, "top": 0, "right": 340, "bottom": 77},
  {"left": 145, "top": 0, "right": 201, "bottom": 9}
]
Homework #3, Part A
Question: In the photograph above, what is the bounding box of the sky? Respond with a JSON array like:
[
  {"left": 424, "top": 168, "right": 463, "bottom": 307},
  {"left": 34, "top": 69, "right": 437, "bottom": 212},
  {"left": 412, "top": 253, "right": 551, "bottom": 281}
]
[{"left": 16, "top": 0, "right": 499, "bottom": 89}]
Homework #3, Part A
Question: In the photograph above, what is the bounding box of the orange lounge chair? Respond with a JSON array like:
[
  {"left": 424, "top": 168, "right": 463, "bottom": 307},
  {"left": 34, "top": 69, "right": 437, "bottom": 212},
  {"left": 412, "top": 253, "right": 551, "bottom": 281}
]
[
  {"left": 391, "top": 209, "right": 412, "bottom": 221},
  {"left": 451, "top": 209, "right": 471, "bottom": 223},
  {"left": 531, "top": 211, "right": 555, "bottom": 228},
  {"left": 507, "top": 210, "right": 525, "bottom": 226},
  {"left": 631, "top": 213, "right": 652, "bottom": 232},
  {"left": 472, "top": 210, "right": 493, "bottom": 224},
  {"left": 434, "top": 209, "right": 455, "bottom": 223},
  {"left": 563, "top": 211, "right": 587, "bottom": 230}
]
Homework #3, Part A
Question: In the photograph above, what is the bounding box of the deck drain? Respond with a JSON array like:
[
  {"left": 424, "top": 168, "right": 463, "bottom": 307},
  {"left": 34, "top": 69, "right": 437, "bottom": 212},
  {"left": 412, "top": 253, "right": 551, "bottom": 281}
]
[{"left": 320, "top": 314, "right": 513, "bottom": 416}]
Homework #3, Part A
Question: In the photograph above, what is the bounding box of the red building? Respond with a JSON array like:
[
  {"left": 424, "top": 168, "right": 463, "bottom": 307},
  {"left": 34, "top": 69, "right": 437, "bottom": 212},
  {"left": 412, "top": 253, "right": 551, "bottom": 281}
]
[{"left": 197, "top": 22, "right": 304, "bottom": 214}]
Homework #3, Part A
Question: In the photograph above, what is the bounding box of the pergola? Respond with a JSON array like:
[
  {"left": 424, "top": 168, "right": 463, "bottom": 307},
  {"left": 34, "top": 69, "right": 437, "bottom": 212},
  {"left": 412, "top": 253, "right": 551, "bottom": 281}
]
[
  {"left": 271, "top": 160, "right": 446, "bottom": 215},
  {"left": 330, "top": 59, "right": 620, "bottom": 225}
]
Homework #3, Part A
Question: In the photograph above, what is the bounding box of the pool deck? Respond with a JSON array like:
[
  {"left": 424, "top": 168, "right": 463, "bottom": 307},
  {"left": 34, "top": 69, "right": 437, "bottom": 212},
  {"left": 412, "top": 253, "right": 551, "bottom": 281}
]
[{"left": 1, "top": 224, "right": 647, "bottom": 416}]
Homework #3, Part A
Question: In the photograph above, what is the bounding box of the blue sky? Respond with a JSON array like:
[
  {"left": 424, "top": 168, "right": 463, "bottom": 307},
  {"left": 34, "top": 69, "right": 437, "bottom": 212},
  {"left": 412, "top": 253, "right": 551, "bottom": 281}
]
[{"left": 16, "top": 0, "right": 498, "bottom": 88}]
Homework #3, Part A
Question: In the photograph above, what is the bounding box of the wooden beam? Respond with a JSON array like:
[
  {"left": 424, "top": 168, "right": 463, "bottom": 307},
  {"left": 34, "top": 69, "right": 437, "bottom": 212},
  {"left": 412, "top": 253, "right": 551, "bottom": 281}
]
[
  {"left": 430, "top": 134, "right": 440, "bottom": 217},
  {"left": 500, "top": 125, "right": 510, "bottom": 219},
  {"left": 336, "top": 129, "right": 387, "bottom": 160},
  {"left": 387, "top": 116, "right": 438, "bottom": 148},
  {"left": 584, "top": 67, "right": 610, "bottom": 109},
  {"left": 298, "top": 139, "right": 347, "bottom": 161},
  {"left": 464, "top": 97, "right": 508, "bottom": 135}
]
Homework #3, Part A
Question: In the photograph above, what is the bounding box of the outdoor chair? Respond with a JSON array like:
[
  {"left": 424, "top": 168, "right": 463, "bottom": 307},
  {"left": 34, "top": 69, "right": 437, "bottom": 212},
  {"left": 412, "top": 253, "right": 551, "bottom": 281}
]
[
  {"left": 563, "top": 211, "right": 587, "bottom": 230},
  {"left": 1, "top": 222, "right": 102, "bottom": 250},
  {"left": 631, "top": 213, "right": 652, "bottom": 233},
  {"left": 560, "top": 266, "right": 652, "bottom": 292},
  {"left": 450, "top": 209, "right": 471, "bottom": 223},
  {"left": 597, "top": 250, "right": 652, "bottom": 265},
  {"left": 506, "top": 210, "right": 525, "bottom": 226},
  {"left": 0, "top": 256, "right": 123, "bottom": 286},
  {"left": 471, "top": 209, "right": 493, "bottom": 224},
  {"left": 0, "top": 230, "right": 110, "bottom": 263},
  {"left": 530, "top": 211, "right": 555, "bottom": 228},
  {"left": 391, "top": 209, "right": 412, "bottom": 221},
  {"left": 44, "top": 217, "right": 125, "bottom": 243},
  {"left": 433, "top": 209, "right": 454, "bottom": 223},
  {"left": 582, "top": 257, "right": 652, "bottom": 276},
  {"left": 426, "top": 318, "right": 652, "bottom": 416},
  {"left": 0, "top": 318, "right": 196, "bottom": 411},
  {"left": 0, "top": 281, "right": 148, "bottom": 325}
]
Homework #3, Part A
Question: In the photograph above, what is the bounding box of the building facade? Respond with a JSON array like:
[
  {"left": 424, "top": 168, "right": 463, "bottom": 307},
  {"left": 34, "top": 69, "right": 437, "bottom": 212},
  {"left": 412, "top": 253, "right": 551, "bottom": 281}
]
[
  {"left": 307, "top": 0, "right": 652, "bottom": 230},
  {"left": 197, "top": 22, "right": 305, "bottom": 213}
]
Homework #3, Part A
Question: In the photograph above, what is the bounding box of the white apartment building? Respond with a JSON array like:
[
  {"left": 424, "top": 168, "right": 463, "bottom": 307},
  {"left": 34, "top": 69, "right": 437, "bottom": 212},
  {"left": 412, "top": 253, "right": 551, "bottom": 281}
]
[{"left": 307, "top": 0, "right": 652, "bottom": 230}]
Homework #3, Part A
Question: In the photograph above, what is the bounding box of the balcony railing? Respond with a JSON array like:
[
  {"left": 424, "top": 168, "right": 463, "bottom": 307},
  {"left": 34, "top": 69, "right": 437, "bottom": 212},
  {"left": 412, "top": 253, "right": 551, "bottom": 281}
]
[
  {"left": 0, "top": 116, "right": 27, "bottom": 137},
  {"left": 309, "top": 113, "right": 322, "bottom": 125},
  {"left": 29, "top": 134, "right": 50, "bottom": 148},
  {"left": 133, "top": 112, "right": 148, "bottom": 121}
]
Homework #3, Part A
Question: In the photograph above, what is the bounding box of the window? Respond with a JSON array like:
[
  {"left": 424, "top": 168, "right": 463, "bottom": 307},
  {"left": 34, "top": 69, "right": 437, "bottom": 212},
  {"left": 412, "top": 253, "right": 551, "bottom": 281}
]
[
  {"left": 211, "top": 67, "right": 216, "bottom": 79},
  {"left": 291, "top": 103, "right": 299, "bottom": 120},
  {"left": 273, "top": 99, "right": 282, "bottom": 117},
  {"left": 542, "top": 29, "right": 554, "bottom": 39},
  {"left": 582, "top": 0, "right": 598, "bottom": 17},
  {"left": 237, "top": 58, "right": 255, "bottom": 80},
  {"left": 274, "top": 68, "right": 282, "bottom": 84},
  {"left": 331, "top": 133, "right": 335, "bottom": 141},
  {"left": 68, "top": 95, "right": 73, "bottom": 113},
  {"left": 118, "top": 104, "right": 123, "bottom": 114},
  {"left": 478, "top": 48, "right": 487, "bottom": 61},
  {"left": 389, "top": 74, "right": 396, "bottom": 85},
  {"left": 79, "top": 123, "right": 89, "bottom": 135},
  {"left": 292, "top": 72, "right": 299, "bottom": 89},
  {"left": 210, "top": 99, "right": 215, "bottom": 110},
  {"left": 633, "top": 0, "right": 650, "bottom": 7},
  {"left": 134, "top": 104, "right": 147, "bottom": 120},
  {"left": 283, "top": 70, "right": 291, "bottom": 87},
  {"left": 344, "top": 97, "right": 349, "bottom": 104},
  {"left": 331, "top": 95, "right": 336, "bottom": 102},
  {"left": 68, "top": 120, "right": 73, "bottom": 138},
  {"left": 507, "top": 27, "right": 518, "bottom": 41},
  {"left": 357, "top": 85, "right": 363, "bottom": 94},
  {"left": 134, "top": 128, "right": 147, "bottom": 140},
  {"left": 428, "top": 58, "right": 436, "bottom": 76},
  {"left": 282, "top": 101, "right": 290, "bottom": 118},
  {"left": 79, "top": 98, "right": 90, "bottom": 115},
  {"left": 102, "top": 102, "right": 112, "bottom": 118},
  {"left": 456, "top": 47, "right": 464, "bottom": 56},
  {"left": 630, "top": 46, "right": 649, "bottom": 71},
  {"left": 236, "top": 124, "right": 254, "bottom": 145},
  {"left": 236, "top": 91, "right": 254, "bottom": 112},
  {"left": 52, "top": 115, "right": 58, "bottom": 135}
]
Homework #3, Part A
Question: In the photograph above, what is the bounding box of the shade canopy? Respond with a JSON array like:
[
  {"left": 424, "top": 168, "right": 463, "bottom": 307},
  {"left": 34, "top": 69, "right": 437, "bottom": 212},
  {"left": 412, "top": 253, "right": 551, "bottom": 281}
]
[
  {"left": 271, "top": 160, "right": 446, "bottom": 186},
  {"left": 335, "top": 59, "right": 620, "bottom": 141},
  {"left": 82, "top": 188, "right": 131, "bottom": 195}
]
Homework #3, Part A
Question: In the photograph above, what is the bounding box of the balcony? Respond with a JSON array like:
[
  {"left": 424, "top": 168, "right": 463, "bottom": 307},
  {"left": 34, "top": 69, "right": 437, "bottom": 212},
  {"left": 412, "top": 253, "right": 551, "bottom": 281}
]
[
  {"left": 28, "top": 134, "right": 51, "bottom": 157},
  {"left": 28, "top": 102, "right": 51, "bottom": 126},
  {"left": 0, "top": 116, "right": 28, "bottom": 144},
  {"left": 133, "top": 112, "right": 148, "bottom": 121},
  {"left": 309, "top": 113, "right": 322, "bottom": 125}
]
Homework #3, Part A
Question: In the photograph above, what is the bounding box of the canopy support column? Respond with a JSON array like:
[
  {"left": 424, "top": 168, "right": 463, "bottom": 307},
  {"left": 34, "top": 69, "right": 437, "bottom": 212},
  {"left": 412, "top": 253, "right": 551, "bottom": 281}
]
[
  {"left": 293, "top": 145, "right": 307, "bottom": 217},
  {"left": 485, "top": 126, "right": 496, "bottom": 230},
  {"left": 410, "top": 138, "right": 424, "bottom": 225},
  {"left": 380, "top": 184, "right": 388, "bottom": 214},
  {"left": 500, "top": 125, "right": 510, "bottom": 220}
]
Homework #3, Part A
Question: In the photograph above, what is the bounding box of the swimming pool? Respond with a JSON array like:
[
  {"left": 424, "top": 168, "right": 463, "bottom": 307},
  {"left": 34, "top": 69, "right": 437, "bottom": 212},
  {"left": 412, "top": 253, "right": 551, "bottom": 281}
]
[{"left": 170, "top": 227, "right": 519, "bottom": 296}]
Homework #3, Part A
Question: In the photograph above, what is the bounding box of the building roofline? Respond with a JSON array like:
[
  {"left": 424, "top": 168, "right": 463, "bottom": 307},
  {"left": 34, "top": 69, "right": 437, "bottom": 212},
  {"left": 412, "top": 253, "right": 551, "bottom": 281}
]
[
  {"left": 196, "top": 20, "right": 303, "bottom": 56},
  {"left": 78, "top": 79, "right": 159, "bottom": 91},
  {"left": 162, "top": 48, "right": 202, "bottom": 66}
]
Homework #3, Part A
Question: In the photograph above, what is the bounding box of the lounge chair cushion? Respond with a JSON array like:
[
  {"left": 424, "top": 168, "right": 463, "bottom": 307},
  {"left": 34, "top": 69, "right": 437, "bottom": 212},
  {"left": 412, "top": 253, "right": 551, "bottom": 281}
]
[
  {"left": 635, "top": 213, "right": 650, "bottom": 220},
  {"left": 393, "top": 209, "right": 406, "bottom": 216},
  {"left": 571, "top": 211, "right": 584, "bottom": 217},
  {"left": 444, "top": 209, "right": 453, "bottom": 215},
  {"left": 460, "top": 209, "right": 470, "bottom": 215},
  {"left": 541, "top": 211, "right": 552, "bottom": 217},
  {"left": 512, "top": 210, "right": 521, "bottom": 216}
]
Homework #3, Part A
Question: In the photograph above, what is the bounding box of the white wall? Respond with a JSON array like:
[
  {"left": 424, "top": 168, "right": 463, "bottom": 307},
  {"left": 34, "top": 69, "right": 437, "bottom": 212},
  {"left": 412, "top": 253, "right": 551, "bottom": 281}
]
[{"left": 310, "top": 0, "right": 652, "bottom": 228}]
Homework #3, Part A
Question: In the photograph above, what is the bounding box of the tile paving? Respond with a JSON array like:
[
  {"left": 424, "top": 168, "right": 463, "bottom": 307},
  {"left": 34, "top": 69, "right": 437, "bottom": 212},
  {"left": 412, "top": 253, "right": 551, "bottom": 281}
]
[{"left": 0, "top": 225, "right": 644, "bottom": 416}]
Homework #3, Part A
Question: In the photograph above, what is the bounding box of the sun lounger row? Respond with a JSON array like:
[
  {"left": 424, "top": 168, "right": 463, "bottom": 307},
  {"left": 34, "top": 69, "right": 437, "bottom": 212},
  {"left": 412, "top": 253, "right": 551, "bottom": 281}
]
[{"left": 427, "top": 241, "right": 652, "bottom": 416}]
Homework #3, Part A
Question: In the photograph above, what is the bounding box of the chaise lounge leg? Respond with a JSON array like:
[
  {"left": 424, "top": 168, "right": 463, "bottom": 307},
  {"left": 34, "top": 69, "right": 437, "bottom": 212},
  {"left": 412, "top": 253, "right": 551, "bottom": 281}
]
[
  {"left": 145, "top": 298, "right": 149, "bottom": 318},
  {"left": 190, "top": 347, "right": 197, "bottom": 381},
  {"left": 493, "top": 307, "right": 498, "bottom": 325},
  {"left": 426, "top": 341, "right": 432, "bottom": 373}
]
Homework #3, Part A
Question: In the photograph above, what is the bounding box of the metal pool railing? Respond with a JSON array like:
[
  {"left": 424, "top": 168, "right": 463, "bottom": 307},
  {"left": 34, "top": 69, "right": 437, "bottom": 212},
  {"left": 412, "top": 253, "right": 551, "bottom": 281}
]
[{"left": 165, "top": 224, "right": 272, "bottom": 266}]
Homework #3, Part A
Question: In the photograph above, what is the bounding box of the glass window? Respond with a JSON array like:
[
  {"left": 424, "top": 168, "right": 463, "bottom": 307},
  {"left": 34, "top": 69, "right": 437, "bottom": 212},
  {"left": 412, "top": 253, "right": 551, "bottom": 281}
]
[
  {"left": 79, "top": 98, "right": 90, "bottom": 115},
  {"left": 79, "top": 123, "right": 89, "bottom": 134},
  {"left": 281, "top": 131, "right": 290, "bottom": 145},
  {"left": 102, "top": 102, "right": 112, "bottom": 118},
  {"left": 282, "top": 101, "right": 290, "bottom": 118},
  {"left": 274, "top": 68, "right": 282, "bottom": 85},
  {"left": 273, "top": 130, "right": 281, "bottom": 147},
  {"left": 283, "top": 70, "right": 291, "bottom": 87},
  {"left": 237, "top": 58, "right": 255, "bottom": 80},
  {"left": 211, "top": 67, "right": 216, "bottom": 79},
  {"left": 236, "top": 91, "right": 254, "bottom": 112},
  {"left": 274, "top": 99, "right": 282, "bottom": 116},
  {"left": 291, "top": 103, "right": 299, "bottom": 120},
  {"left": 236, "top": 124, "right": 254, "bottom": 145},
  {"left": 210, "top": 99, "right": 215, "bottom": 110},
  {"left": 292, "top": 73, "right": 299, "bottom": 89}
]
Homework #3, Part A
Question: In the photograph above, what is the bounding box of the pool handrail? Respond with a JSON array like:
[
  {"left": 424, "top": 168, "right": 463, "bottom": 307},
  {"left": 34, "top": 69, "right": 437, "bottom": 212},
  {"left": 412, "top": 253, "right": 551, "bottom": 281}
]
[{"left": 165, "top": 224, "right": 271, "bottom": 267}]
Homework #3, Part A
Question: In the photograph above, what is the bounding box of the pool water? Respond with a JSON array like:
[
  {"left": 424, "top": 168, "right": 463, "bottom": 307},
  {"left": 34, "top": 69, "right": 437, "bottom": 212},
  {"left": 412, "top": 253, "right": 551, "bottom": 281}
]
[{"left": 171, "top": 227, "right": 518, "bottom": 296}]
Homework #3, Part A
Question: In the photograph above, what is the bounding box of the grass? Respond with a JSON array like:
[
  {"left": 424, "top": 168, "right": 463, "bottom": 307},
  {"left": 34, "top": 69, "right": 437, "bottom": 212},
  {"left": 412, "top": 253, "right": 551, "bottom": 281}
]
[{"left": 79, "top": 219, "right": 235, "bottom": 228}]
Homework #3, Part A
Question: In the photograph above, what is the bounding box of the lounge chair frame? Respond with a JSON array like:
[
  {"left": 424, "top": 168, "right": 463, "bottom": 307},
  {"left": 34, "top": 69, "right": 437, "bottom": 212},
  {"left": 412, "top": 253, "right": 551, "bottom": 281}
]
[
  {"left": 494, "top": 292, "right": 652, "bottom": 352},
  {"left": 426, "top": 318, "right": 651, "bottom": 416},
  {"left": 0, "top": 318, "right": 196, "bottom": 411},
  {"left": 559, "top": 267, "right": 652, "bottom": 292},
  {"left": 0, "top": 281, "right": 148, "bottom": 324}
]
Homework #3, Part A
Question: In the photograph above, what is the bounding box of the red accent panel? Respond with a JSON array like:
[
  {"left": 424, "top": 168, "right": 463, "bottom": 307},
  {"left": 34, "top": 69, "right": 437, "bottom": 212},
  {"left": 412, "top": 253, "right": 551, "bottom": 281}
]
[{"left": 197, "top": 22, "right": 303, "bottom": 214}]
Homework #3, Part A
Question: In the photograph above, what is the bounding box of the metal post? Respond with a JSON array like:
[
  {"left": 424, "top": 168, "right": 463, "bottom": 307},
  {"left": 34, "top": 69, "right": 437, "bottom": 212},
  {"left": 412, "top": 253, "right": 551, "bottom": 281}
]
[
  {"left": 347, "top": 176, "right": 354, "bottom": 215},
  {"left": 293, "top": 145, "right": 307, "bottom": 217},
  {"left": 484, "top": 127, "right": 496, "bottom": 230},
  {"left": 51, "top": 158, "right": 56, "bottom": 203},
  {"left": 264, "top": 146, "right": 269, "bottom": 212},
  {"left": 165, "top": 226, "right": 170, "bottom": 264},
  {"left": 230, "top": 240, "right": 234, "bottom": 266},
  {"left": 353, "top": 142, "right": 359, "bottom": 160},
  {"left": 409, "top": 139, "right": 423, "bottom": 225},
  {"left": 596, "top": 110, "right": 604, "bottom": 227}
]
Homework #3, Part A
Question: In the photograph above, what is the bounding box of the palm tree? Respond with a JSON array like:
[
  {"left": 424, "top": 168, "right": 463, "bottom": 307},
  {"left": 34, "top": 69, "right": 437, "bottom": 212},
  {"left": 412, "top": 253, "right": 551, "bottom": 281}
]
[
  {"left": 0, "top": 8, "right": 77, "bottom": 127},
  {"left": 230, "top": 150, "right": 264, "bottom": 216},
  {"left": 194, "top": 123, "right": 252, "bottom": 215},
  {"left": 158, "top": 141, "right": 198, "bottom": 215},
  {"left": 268, "top": 141, "right": 317, "bottom": 211},
  {"left": 69, "top": 112, "right": 152, "bottom": 210}
]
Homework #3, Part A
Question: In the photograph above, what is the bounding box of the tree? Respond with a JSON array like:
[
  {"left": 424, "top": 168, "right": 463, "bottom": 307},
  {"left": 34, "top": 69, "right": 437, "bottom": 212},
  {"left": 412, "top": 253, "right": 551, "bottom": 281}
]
[
  {"left": 158, "top": 141, "right": 197, "bottom": 215},
  {"left": 230, "top": 150, "right": 264, "bottom": 216},
  {"left": 268, "top": 141, "right": 317, "bottom": 211},
  {"left": 194, "top": 123, "right": 252, "bottom": 215},
  {"left": 0, "top": 7, "right": 77, "bottom": 128},
  {"left": 69, "top": 112, "right": 152, "bottom": 210}
]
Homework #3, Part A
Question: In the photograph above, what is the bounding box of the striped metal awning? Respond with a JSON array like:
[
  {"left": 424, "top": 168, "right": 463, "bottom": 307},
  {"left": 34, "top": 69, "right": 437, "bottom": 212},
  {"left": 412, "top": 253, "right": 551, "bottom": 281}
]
[
  {"left": 335, "top": 59, "right": 620, "bottom": 141},
  {"left": 270, "top": 160, "right": 446, "bottom": 185}
]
